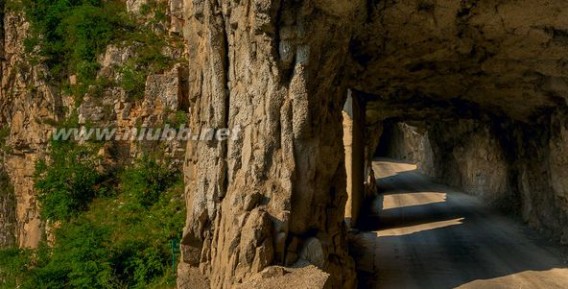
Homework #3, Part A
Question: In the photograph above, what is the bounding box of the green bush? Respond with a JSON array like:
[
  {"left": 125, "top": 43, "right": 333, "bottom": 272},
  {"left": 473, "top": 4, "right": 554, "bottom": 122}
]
[
  {"left": 22, "top": 220, "right": 115, "bottom": 289},
  {"left": 34, "top": 141, "right": 104, "bottom": 221},
  {"left": 22, "top": 152, "right": 184, "bottom": 288},
  {"left": 119, "top": 65, "right": 147, "bottom": 100},
  {"left": 0, "top": 248, "right": 32, "bottom": 289},
  {"left": 23, "top": 0, "right": 127, "bottom": 83},
  {"left": 120, "top": 157, "right": 178, "bottom": 208},
  {"left": 166, "top": 111, "right": 188, "bottom": 129}
]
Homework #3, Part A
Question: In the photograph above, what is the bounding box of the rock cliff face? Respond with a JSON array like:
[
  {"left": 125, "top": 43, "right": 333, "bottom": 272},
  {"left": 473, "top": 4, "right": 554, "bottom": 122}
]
[
  {"left": 1, "top": 9, "right": 57, "bottom": 248},
  {"left": 178, "top": 1, "right": 364, "bottom": 288},
  {"left": 0, "top": 1, "right": 189, "bottom": 248},
  {"left": 0, "top": 168, "right": 16, "bottom": 247}
]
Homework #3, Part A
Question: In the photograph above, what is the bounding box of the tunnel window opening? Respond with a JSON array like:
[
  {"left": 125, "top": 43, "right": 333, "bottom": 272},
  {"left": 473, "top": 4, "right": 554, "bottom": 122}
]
[{"left": 342, "top": 91, "right": 366, "bottom": 228}]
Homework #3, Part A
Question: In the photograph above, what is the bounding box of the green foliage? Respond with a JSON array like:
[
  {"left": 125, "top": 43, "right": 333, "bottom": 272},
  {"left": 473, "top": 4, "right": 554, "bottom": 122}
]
[
  {"left": 0, "top": 126, "right": 10, "bottom": 152},
  {"left": 116, "top": 31, "right": 176, "bottom": 100},
  {"left": 24, "top": 154, "right": 184, "bottom": 289},
  {"left": 0, "top": 248, "right": 32, "bottom": 289},
  {"left": 119, "top": 65, "right": 146, "bottom": 100},
  {"left": 139, "top": 0, "right": 168, "bottom": 24},
  {"left": 22, "top": 222, "right": 114, "bottom": 289},
  {"left": 120, "top": 156, "right": 179, "bottom": 207},
  {"left": 23, "top": 0, "right": 127, "bottom": 83},
  {"left": 165, "top": 111, "right": 188, "bottom": 130},
  {"left": 21, "top": 0, "right": 180, "bottom": 102},
  {"left": 34, "top": 141, "right": 104, "bottom": 221},
  {"left": 5, "top": 0, "right": 25, "bottom": 12},
  {"left": 9, "top": 0, "right": 188, "bottom": 286}
]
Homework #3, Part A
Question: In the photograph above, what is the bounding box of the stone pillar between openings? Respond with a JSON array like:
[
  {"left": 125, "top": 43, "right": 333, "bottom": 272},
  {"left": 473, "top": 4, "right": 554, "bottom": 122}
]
[
  {"left": 178, "top": 1, "right": 365, "bottom": 288},
  {"left": 343, "top": 92, "right": 366, "bottom": 228}
]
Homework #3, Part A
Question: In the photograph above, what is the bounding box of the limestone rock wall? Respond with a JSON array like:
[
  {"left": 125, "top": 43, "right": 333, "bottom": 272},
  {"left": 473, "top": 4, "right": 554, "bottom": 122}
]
[
  {"left": 343, "top": 93, "right": 366, "bottom": 227},
  {"left": 0, "top": 0, "right": 189, "bottom": 248},
  {"left": 1, "top": 10, "right": 59, "bottom": 248},
  {"left": 548, "top": 115, "right": 568, "bottom": 241},
  {"left": 0, "top": 168, "right": 16, "bottom": 247},
  {"left": 377, "top": 120, "right": 512, "bottom": 207},
  {"left": 497, "top": 113, "right": 568, "bottom": 244},
  {"left": 427, "top": 117, "right": 568, "bottom": 243},
  {"left": 178, "top": 0, "right": 365, "bottom": 288}
]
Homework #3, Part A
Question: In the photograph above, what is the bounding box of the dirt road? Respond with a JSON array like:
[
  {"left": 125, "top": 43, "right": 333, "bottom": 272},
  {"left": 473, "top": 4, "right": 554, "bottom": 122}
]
[{"left": 356, "top": 160, "right": 568, "bottom": 289}]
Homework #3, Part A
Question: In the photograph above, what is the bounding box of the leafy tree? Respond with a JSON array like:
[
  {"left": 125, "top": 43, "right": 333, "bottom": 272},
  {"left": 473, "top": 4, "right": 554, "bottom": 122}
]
[
  {"left": 23, "top": 0, "right": 126, "bottom": 83},
  {"left": 23, "top": 220, "right": 115, "bottom": 289},
  {"left": 34, "top": 141, "right": 103, "bottom": 221},
  {"left": 29, "top": 151, "right": 184, "bottom": 287},
  {"left": 120, "top": 157, "right": 178, "bottom": 207}
]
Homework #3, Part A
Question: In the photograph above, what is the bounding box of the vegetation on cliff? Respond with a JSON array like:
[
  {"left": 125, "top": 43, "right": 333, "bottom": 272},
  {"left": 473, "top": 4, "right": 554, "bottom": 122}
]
[
  {"left": 1, "top": 148, "right": 184, "bottom": 289},
  {"left": 22, "top": 0, "right": 126, "bottom": 83},
  {"left": 14, "top": 0, "right": 179, "bottom": 100},
  {"left": 0, "top": 1, "right": 187, "bottom": 287}
]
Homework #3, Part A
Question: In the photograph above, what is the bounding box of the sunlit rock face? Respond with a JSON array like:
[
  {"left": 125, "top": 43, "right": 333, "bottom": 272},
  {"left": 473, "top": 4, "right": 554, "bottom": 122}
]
[{"left": 178, "top": 1, "right": 365, "bottom": 288}]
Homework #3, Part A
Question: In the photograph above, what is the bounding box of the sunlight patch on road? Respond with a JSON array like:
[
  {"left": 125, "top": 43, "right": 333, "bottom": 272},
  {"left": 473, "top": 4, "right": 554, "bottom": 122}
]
[
  {"left": 382, "top": 192, "right": 447, "bottom": 210},
  {"left": 456, "top": 268, "right": 568, "bottom": 289},
  {"left": 373, "top": 160, "right": 418, "bottom": 178},
  {"left": 379, "top": 217, "right": 465, "bottom": 237}
]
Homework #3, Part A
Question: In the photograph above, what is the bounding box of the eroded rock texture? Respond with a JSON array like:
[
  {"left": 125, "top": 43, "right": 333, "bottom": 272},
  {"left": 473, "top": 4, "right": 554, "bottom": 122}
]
[
  {"left": 0, "top": 1, "right": 189, "bottom": 248},
  {"left": 1, "top": 10, "right": 58, "bottom": 248},
  {"left": 0, "top": 168, "right": 16, "bottom": 247},
  {"left": 179, "top": 0, "right": 365, "bottom": 288}
]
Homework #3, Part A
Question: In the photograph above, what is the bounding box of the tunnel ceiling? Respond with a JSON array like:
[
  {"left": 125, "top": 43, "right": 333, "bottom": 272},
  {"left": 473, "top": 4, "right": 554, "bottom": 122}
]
[{"left": 349, "top": 0, "right": 568, "bottom": 122}]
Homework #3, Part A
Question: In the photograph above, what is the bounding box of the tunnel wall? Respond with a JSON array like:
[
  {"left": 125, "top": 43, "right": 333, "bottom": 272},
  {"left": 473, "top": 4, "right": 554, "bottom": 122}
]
[
  {"left": 376, "top": 122, "right": 434, "bottom": 175},
  {"left": 428, "top": 120, "right": 511, "bottom": 206},
  {"left": 498, "top": 113, "right": 568, "bottom": 244},
  {"left": 378, "top": 119, "right": 568, "bottom": 244},
  {"left": 378, "top": 121, "right": 510, "bottom": 205}
]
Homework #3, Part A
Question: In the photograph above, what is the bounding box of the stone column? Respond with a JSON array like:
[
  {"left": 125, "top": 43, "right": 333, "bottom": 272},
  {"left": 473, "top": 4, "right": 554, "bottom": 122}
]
[
  {"left": 342, "top": 92, "right": 366, "bottom": 228},
  {"left": 178, "top": 0, "right": 365, "bottom": 288}
]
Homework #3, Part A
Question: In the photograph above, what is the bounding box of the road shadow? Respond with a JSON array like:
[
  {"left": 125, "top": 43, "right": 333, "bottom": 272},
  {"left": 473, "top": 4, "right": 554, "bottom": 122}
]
[{"left": 352, "top": 161, "right": 568, "bottom": 289}]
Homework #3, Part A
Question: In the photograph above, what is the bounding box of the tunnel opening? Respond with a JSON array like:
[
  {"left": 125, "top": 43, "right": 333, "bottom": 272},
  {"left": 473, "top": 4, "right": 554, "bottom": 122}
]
[{"left": 344, "top": 112, "right": 568, "bottom": 288}]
